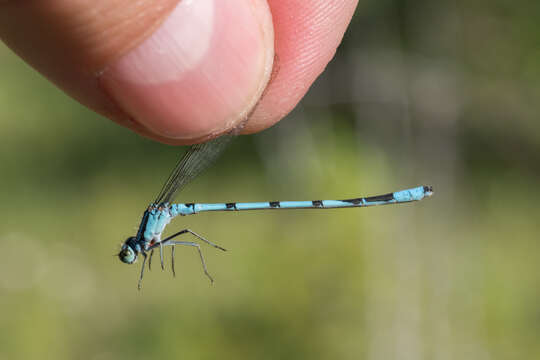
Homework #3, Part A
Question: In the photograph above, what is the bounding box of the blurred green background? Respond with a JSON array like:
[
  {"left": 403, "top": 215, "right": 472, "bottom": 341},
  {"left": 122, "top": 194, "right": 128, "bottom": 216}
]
[{"left": 1, "top": 1, "right": 540, "bottom": 359}]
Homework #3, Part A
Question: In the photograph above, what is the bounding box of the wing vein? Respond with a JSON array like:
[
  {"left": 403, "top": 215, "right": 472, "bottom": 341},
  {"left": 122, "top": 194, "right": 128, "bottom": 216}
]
[{"left": 154, "top": 134, "right": 234, "bottom": 204}]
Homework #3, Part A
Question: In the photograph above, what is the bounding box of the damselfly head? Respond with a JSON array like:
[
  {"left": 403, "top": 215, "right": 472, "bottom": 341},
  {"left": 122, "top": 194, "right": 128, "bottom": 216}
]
[{"left": 118, "top": 237, "right": 138, "bottom": 264}]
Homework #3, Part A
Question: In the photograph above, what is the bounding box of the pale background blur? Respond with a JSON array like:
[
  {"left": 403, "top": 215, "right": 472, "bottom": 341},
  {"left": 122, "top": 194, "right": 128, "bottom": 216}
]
[{"left": 1, "top": 1, "right": 540, "bottom": 359}]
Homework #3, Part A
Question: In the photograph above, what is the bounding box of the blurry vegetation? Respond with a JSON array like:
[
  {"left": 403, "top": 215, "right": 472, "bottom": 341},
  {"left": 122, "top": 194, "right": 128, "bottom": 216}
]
[{"left": 1, "top": 1, "right": 540, "bottom": 359}]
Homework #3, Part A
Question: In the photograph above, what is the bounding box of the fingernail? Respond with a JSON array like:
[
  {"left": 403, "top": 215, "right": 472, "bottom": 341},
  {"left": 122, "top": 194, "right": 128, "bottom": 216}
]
[{"left": 99, "top": 0, "right": 273, "bottom": 140}]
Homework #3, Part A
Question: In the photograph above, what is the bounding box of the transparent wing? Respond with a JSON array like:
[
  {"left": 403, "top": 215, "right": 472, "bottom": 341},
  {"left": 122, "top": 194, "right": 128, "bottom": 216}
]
[{"left": 154, "top": 134, "right": 235, "bottom": 204}]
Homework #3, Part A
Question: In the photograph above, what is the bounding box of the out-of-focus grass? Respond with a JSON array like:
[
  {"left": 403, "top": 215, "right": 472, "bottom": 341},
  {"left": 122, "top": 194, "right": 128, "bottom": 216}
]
[{"left": 2, "top": 1, "right": 540, "bottom": 359}]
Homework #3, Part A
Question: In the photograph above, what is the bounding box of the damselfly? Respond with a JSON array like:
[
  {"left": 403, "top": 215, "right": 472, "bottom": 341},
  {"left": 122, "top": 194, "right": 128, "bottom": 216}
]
[{"left": 118, "top": 134, "right": 433, "bottom": 289}]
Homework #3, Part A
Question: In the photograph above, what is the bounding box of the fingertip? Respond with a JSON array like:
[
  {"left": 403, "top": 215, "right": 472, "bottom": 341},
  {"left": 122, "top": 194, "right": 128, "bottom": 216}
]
[
  {"left": 243, "top": 0, "right": 359, "bottom": 134},
  {"left": 100, "top": 0, "right": 274, "bottom": 143}
]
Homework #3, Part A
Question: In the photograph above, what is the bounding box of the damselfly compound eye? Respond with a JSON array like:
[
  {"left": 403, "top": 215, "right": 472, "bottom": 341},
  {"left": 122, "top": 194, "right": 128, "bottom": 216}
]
[{"left": 118, "top": 246, "right": 137, "bottom": 264}]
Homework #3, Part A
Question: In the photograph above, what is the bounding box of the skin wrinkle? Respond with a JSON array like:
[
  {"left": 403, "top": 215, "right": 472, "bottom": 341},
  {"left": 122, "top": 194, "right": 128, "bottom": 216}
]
[
  {"left": 0, "top": 0, "right": 180, "bottom": 70},
  {"left": 78, "top": 0, "right": 180, "bottom": 68}
]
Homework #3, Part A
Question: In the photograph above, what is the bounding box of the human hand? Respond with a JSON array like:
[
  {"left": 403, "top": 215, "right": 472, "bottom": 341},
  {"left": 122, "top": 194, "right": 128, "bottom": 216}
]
[{"left": 0, "top": 0, "right": 358, "bottom": 144}]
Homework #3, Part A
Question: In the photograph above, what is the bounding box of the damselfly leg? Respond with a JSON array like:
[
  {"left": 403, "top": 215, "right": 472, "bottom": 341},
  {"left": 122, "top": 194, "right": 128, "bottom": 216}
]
[
  {"left": 169, "top": 241, "right": 214, "bottom": 283},
  {"left": 160, "top": 229, "right": 227, "bottom": 251},
  {"left": 147, "top": 245, "right": 167, "bottom": 271},
  {"left": 148, "top": 249, "right": 154, "bottom": 270},
  {"left": 146, "top": 229, "right": 226, "bottom": 284},
  {"left": 160, "top": 241, "right": 165, "bottom": 270},
  {"left": 138, "top": 251, "right": 148, "bottom": 290}
]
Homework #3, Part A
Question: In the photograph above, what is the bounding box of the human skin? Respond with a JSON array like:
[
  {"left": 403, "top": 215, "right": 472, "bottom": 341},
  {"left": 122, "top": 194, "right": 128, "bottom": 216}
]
[{"left": 0, "top": 0, "right": 358, "bottom": 145}]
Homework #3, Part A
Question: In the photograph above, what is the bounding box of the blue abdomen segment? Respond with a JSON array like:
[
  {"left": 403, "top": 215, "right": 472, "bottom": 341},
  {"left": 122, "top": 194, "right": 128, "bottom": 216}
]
[
  {"left": 168, "top": 185, "right": 432, "bottom": 215},
  {"left": 170, "top": 203, "right": 196, "bottom": 216},
  {"left": 393, "top": 186, "right": 431, "bottom": 202}
]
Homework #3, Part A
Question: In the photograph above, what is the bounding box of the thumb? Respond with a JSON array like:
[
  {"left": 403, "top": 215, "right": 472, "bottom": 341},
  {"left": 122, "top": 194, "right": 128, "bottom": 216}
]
[{"left": 0, "top": 0, "right": 274, "bottom": 144}]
